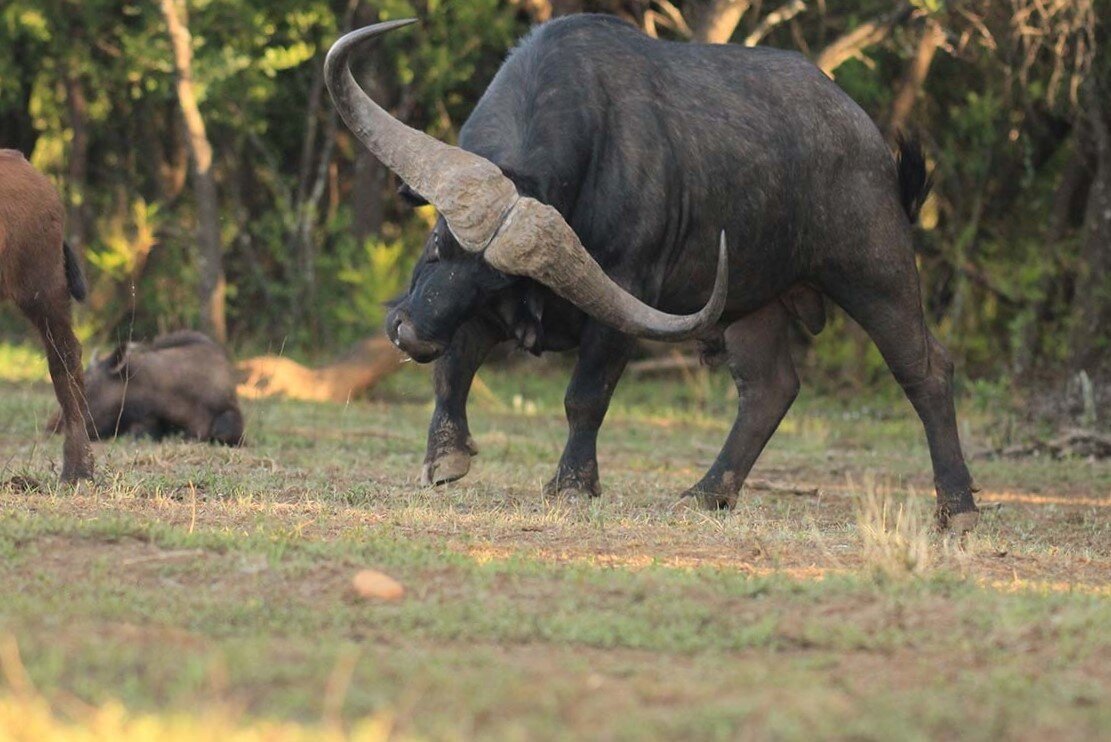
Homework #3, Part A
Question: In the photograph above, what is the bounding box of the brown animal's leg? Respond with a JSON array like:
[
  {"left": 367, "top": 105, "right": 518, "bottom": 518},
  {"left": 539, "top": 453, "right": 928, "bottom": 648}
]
[
  {"left": 26, "top": 300, "right": 94, "bottom": 482},
  {"left": 544, "top": 322, "right": 634, "bottom": 499},
  {"left": 422, "top": 316, "right": 505, "bottom": 485},
  {"left": 681, "top": 302, "right": 799, "bottom": 510},
  {"left": 823, "top": 242, "right": 978, "bottom": 532}
]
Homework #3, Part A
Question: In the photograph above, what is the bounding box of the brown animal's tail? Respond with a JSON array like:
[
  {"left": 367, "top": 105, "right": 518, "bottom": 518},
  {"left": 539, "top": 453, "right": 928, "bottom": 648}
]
[
  {"left": 62, "top": 241, "right": 88, "bottom": 301},
  {"left": 895, "top": 133, "right": 933, "bottom": 225}
]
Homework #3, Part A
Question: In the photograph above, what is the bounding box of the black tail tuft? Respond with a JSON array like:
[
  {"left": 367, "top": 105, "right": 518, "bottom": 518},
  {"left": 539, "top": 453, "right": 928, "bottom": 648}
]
[
  {"left": 895, "top": 133, "right": 933, "bottom": 225},
  {"left": 62, "top": 241, "right": 88, "bottom": 302}
]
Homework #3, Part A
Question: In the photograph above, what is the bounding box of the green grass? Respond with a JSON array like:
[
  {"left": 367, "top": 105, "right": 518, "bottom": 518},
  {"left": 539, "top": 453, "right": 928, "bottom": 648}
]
[{"left": 0, "top": 354, "right": 1108, "bottom": 740}]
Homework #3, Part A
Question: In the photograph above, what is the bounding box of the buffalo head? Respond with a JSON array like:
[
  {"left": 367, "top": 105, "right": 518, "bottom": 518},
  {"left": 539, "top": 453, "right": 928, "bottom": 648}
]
[
  {"left": 384, "top": 212, "right": 514, "bottom": 362},
  {"left": 326, "top": 20, "right": 729, "bottom": 361}
]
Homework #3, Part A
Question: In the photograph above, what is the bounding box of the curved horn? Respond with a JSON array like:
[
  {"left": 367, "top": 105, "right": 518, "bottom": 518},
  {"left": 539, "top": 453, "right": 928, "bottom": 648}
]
[
  {"left": 487, "top": 216, "right": 730, "bottom": 340},
  {"left": 325, "top": 20, "right": 516, "bottom": 248},
  {"left": 325, "top": 21, "right": 728, "bottom": 339}
]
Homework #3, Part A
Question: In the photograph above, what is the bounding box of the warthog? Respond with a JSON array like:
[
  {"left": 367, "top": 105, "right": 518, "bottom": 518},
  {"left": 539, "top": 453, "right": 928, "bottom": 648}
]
[{"left": 52, "top": 331, "right": 245, "bottom": 445}]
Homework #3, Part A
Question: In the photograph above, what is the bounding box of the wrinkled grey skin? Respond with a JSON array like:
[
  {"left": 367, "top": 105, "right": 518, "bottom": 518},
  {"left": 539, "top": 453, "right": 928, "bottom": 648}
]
[
  {"left": 382, "top": 15, "right": 978, "bottom": 530},
  {"left": 52, "top": 331, "right": 245, "bottom": 446}
]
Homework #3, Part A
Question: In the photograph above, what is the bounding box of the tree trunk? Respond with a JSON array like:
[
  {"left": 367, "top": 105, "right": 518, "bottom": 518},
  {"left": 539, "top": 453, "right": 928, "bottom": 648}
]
[
  {"left": 165, "top": 112, "right": 190, "bottom": 200},
  {"left": 297, "top": 109, "right": 337, "bottom": 310},
  {"left": 62, "top": 69, "right": 90, "bottom": 252},
  {"left": 1014, "top": 148, "right": 1088, "bottom": 377},
  {"left": 885, "top": 18, "right": 944, "bottom": 139},
  {"left": 1, "top": 38, "right": 40, "bottom": 156},
  {"left": 292, "top": 0, "right": 360, "bottom": 315},
  {"left": 1069, "top": 92, "right": 1111, "bottom": 380},
  {"left": 160, "top": 0, "right": 226, "bottom": 343},
  {"left": 352, "top": 147, "right": 386, "bottom": 243},
  {"left": 690, "top": 0, "right": 751, "bottom": 44},
  {"left": 293, "top": 59, "right": 326, "bottom": 292},
  {"left": 345, "top": 0, "right": 393, "bottom": 246}
]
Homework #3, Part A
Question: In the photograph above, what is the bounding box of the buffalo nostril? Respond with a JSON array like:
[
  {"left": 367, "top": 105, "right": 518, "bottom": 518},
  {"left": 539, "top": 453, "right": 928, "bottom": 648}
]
[
  {"left": 387, "top": 313, "right": 404, "bottom": 345},
  {"left": 397, "top": 321, "right": 421, "bottom": 349},
  {"left": 392, "top": 319, "right": 445, "bottom": 362}
]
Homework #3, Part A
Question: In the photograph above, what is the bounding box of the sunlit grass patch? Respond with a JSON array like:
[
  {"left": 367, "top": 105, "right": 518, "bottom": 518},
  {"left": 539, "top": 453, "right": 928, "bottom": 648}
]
[
  {"left": 0, "top": 695, "right": 395, "bottom": 742},
  {"left": 0, "top": 634, "right": 395, "bottom": 741}
]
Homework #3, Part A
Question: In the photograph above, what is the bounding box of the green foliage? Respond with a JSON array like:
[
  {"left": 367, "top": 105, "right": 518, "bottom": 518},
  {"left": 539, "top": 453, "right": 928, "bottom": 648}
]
[
  {"left": 311, "top": 212, "right": 427, "bottom": 350},
  {"left": 0, "top": 0, "right": 1101, "bottom": 382},
  {"left": 0, "top": 343, "right": 48, "bottom": 383}
]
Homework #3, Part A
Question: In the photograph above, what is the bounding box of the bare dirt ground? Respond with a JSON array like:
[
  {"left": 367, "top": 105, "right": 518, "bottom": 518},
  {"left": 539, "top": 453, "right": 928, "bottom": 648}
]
[{"left": 0, "top": 363, "right": 1108, "bottom": 739}]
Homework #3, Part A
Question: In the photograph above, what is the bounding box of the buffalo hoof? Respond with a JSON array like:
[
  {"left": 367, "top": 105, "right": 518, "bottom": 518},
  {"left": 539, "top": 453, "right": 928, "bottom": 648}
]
[
  {"left": 937, "top": 507, "right": 980, "bottom": 535},
  {"left": 60, "top": 464, "right": 94, "bottom": 484},
  {"left": 936, "top": 484, "right": 980, "bottom": 533},
  {"left": 677, "top": 488, "right": 734, "bottom": 511},
  {"left": 542, "top": 471, "right": 600, "bottom": 501},
  {"left": 421, "top": 449, "right": 473, "bottom": 486},
  {"left": 60, "top": 448, "right": 95, "bottom": 484}
]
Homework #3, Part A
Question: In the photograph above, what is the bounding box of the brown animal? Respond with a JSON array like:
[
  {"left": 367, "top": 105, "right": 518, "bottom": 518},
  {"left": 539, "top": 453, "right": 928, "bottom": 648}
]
[
  {"left": 53, "top": 331, "right": 245, "bottom": 445},
  {"left": 0, "top": 149, "right": 93, "bottom": 481}
]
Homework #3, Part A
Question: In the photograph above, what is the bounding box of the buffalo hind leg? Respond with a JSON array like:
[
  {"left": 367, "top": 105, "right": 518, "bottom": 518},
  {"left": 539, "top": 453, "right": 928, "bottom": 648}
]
[
  {"left": 544, "top": 323, "right": 633, "bottom": 499},
  {"left": 422, "top": 317, "right": 504, "bottom": 485},
  {"left": 26, "top": 299, "right": 94, "bottom": 482},
  {"left": 826, "top": 258, "right": 979, "bottom": 531},
  {"left": 681, "top": 302, "right": 799, "bottom": 509}
]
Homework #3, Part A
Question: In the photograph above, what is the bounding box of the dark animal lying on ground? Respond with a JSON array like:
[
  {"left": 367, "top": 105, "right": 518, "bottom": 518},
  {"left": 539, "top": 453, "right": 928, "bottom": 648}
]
[
  {"left": 50, "top": 331, "right": 245, "bottom": 445},
  {"left": 326, "top": 15, "right": 981, "bottom": 531},
  {"left": 0, "top": 149, "right": 94, "bottom": 482}
]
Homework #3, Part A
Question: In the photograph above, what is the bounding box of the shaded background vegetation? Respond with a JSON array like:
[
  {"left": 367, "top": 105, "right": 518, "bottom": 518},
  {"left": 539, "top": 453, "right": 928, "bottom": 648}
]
[{"left": 0, "top": 0, "right": 1106, "bottom": 409}]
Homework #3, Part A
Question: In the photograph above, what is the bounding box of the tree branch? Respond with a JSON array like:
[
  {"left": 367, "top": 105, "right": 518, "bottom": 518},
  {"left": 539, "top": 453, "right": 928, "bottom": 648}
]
[
  {"left": 646, "top": 0, "right": 693, "bottom": 39},
  {"left": 744, "top": 0, "right": 806, "bottom": 46},
  {"left": 690, "top": 0, "right": 751, "bottom": 44},
  {"left": 886, "top": 18, "right": 945, "bottom": 139},
  {"left": 815, "top": 2, "right": 915, "bottom": 77}
]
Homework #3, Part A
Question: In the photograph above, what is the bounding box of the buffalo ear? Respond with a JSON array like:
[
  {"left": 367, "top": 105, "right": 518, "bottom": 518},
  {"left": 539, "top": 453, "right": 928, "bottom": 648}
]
[
  {"left": 105, "top": 343, "right": 134, "bottom": 378},
  {"left": 397, "top": 183, "right": 429, "bottom": 207}
]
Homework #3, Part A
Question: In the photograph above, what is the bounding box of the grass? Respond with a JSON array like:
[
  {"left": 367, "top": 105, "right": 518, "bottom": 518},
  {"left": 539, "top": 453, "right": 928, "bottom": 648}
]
[{"left": 0, "top": 353, "right": 1108, "bottom": 740}]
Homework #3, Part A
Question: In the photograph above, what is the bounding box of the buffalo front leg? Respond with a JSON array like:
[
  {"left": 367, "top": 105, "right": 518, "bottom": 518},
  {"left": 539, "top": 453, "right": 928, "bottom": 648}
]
[
  {"left": 422, "top": 317, "right": 504, "bottom": 485},
  {"left": 681, "top": 301, "right": 799, "bottom": 510},
  {"left": 26, "top": 300, "right": 94, "bottom": 482},
  {"left": 544, "top": 323, "right": 633, "bottom": 499}
]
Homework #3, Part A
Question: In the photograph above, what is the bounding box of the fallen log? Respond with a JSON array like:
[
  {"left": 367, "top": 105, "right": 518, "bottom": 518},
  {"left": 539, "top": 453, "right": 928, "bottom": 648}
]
[
  {"left": 237, "top": 335, "right": 406, "bottom": 402},
  {"left": 627, "top": 353, "right": 704, "bottom": 375},
  {"left": 975, "top": 429, "right": 1111, "bottom": 461}
]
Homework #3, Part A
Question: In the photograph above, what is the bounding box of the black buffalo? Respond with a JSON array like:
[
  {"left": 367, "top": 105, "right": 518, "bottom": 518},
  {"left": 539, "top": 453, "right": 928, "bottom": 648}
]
[{"left": 326, "top": 15, "right": 980, "bottom": 531}]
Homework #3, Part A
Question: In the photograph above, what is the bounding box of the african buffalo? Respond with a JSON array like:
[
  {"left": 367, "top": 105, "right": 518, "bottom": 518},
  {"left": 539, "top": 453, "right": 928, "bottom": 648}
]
[
  {"left": 1, "top": 149, "right": 94, "bottom": 482},
  {"left": 326, "top": 15, "right": 980, "bottom": 530},
  {"left": 52, "top": 331, "right": 245, "bottom": 445}
]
